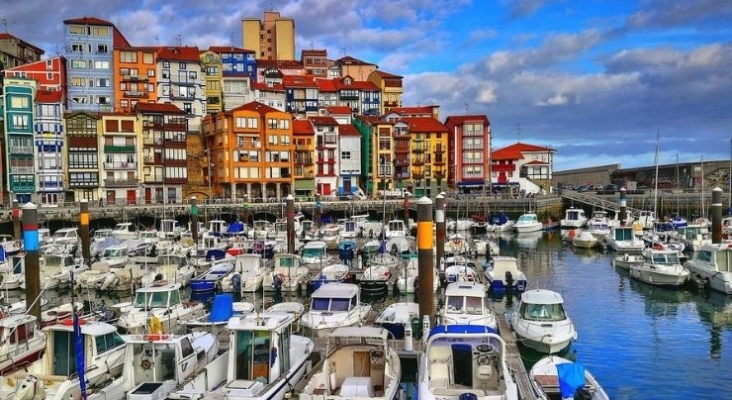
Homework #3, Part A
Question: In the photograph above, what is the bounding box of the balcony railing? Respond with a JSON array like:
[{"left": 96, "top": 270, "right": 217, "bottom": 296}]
[
  {"left": 395, "top": 146, "right": 410, "bottom": 154},
  {"left": 10, "top": 166, "right": 34, "bottom": 174},
  {"left": 104, "top": 162, "right": 137, "bottom": 169},
  {"left": 9, "top": 145, "right": 34, "bottom": 154},
  {"left": 412, "top": 173, "right": 425, "bottom": 179},
  {"left": 412, "top": 158, "right": 425, "bottom": 166},
  {"left": 122, "top": 75, "right": 149, "bottom": 82},
  {"left": 123, "top": 91, "right": 149, "bottom": 98},
  {"left": 412, "top": 145, "right": 427, "bottom": 153},
  {"left": 295, "top": 144, "right": 310, "bottom": 151},
  {"left": 104, "top": 145, "right": 136, "bottom": 153},
  {"left": 104, "top": 178, "right": 139, "bottom": 187}
]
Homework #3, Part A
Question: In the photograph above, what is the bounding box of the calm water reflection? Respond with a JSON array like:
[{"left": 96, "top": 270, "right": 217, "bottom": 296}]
[{"left": 30, "top": 230, "right": 732, "bottom": 400}]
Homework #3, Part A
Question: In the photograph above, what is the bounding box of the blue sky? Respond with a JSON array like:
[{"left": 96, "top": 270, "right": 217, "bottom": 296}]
[{"left": 4, "top": 0, "right": 732, "bottom": 171}]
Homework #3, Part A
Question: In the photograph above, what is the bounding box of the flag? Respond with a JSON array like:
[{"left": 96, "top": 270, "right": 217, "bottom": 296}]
[{"left": 73, "top": 310, "right": 87, "bottom": 400}]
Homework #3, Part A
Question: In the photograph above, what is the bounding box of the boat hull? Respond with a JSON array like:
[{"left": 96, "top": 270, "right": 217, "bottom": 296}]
[{"left": 629, "top": 266, "right": 689, "bottom": 287}]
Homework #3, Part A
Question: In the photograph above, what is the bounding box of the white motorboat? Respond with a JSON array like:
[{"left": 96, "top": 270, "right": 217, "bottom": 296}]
[
  {"left": 385, "top": 219, "right": 408, "bottom": 238},
  {"left": 630, "top": 248, "right": 690, "bottom": 288},
  {"left": 0, "top": 234, "right": 22, "bottom": 256},
  {"left": 115, "top": 283, "right": 205, "bottom": 334},
  {"left": 181, "top": 293, "right": 255, "bottom": 338},
  {"left": 530, "top": 355, "right": 610, "bottom": 400},
  {"left": 301, "top": 283, "right": 372, "bottom": 338},
  {"left": 40, "top": 301, "right": 83, "bottom": 327},
  {"left": 185, "top": 308, "right": 313, "bottom": 400},
  {"left": 158, "top": 218, "right": 185, "bottom": 240},
  {"left": 40, "top": 253, "right": 88, "bottom": 289},
  {"left": 309, "top": 263, "right": 350, "bottom": 291},
  {"left": 611, "top": 253, "right": 644, "bottom": 270},
  {"left": 338, "top": 219, "right": 359, "bottom": 240},
  {"left": 374, "top": 301, "right": 420, "bottom": 339},
  {"left": 447, "top": 218, "right": 476, "bottom": 232},
  {"left": 418, "top": 325, "right": 519, "bottom": 400},
  {"left": 5, "top": 319, "right": 127, "bottom": 400},
  {"left": 359, "top": 263, "right": 392, "bottom": 295},
  {"left": 139, "top": 254, "right": 197, "bottom": 288},
  {"left": 571, "top": 230, "right": 599, "bottom": 249},
  {"left": 511, "top": 289, "right": 577, "bottom": 354},
  {"left": 484, "top": 256, "right": 528, "bottom": 293},
  {"left": 189, "top": 258, "right": 236, "bottom": 292},
  {"left": 320, "top": 224, "right": 341, "bottom": 250},
  {"left": 440, "top": 282, "right": 497, "bottom": 330},
  {"left": 300, "top": 240, "right": 333, "bottom": 267},
  {"left": 264, "top": 253, "right": 311, "bottom": 293},
  {"left": 474, "top": 238, "right": 499, "bottom": 256},
  {"left": 111, "top": 222, "right": 138, "bottom": 240},
  {"left": 514, "top": 213, "right": 543, "bottom": 233},
  {"left": 677, "top": 224, "right": 711, "bottom": 253},
  {"left": 299, "top": 327, "right": 401, "bottom": 400},
  {"left": 587, "top": 211, "right": 611, "bottom": 238},
  {"left": 394, "top": 258, "right": 439, "bottom": 294},
  {"left": 248, "top": 219, "right": 272, "bottom": 239},
  {"left": 685, "top": 242, "right": 732, "bottom": 295},
  {"left": 0, "top": 256, "right": 25, "bottom": 290},
  {"left": 605, "top": 226, "right": 644, "bottom": 253},
  {"left": 560, "top": 207, "right": 588, "bottom": 229},
  {"left": 230, "top": 253, "right": 270, "bottom": 293},
  {"left": 0, "top": 313, "right": 45, "bottom": 376},
  {"left": 490, "top": 213, "right": 515, "bottom": 232},
  {"left": 443, "top": 255, "right": 478, "bottom": 283}
]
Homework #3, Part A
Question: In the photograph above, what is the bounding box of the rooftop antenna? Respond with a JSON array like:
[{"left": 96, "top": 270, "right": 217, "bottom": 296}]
[
  {"left": 516, "top": 123, "right": 522, "bottom": 143},
  {"left": 341, "top": 47, "right": 346, "bottom": 57},
  {"left": 464, "top": 102, "right": 469, "bottom": 114},
  {"left": 175, "top": 34, "right": 182, "bottom": 46},
  {"left": 310, "top": 39, "right": 314, "bottom": 50},
  {"left": 155, "top": 36, "right": 159, "bottom": 45},
  {"left": 1, "top": 19, "right": 7, "bottom": 33}
]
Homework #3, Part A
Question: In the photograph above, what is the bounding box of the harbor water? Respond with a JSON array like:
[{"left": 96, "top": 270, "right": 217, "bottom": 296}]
[{"left": 9, "top": 230, "right": 732, "bottom": 400}]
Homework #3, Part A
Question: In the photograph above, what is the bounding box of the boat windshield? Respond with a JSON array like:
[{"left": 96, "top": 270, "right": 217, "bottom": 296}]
[
  {"left": 234, "top": 330, "right": 272, "bottom": 383},
  {"left": 134, "top": 289, "right": 179, "bottom": 308},
  {"left": 520, "top": 303, "right": 566, "bottom": 321},
  {"left": 311, "top": 297, "right": 353, "bottom": 312},
  {"left": 715, "top": 249, "right": 732, "bottom": 272},
  {"left": 302, "top": 247, "right": 325, "bottom": 258},
  {"left": 651, "top": 252, "right": 680, "bottom": 265},
  {"left": 103, "top": 248, "right": 127, "bottom": 258},
  {"left": 446, "top": 295, "right": 483, "bottom": 315}
]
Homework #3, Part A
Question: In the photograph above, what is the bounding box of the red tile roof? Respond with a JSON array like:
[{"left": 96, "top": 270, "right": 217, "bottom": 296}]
[
  {"left": 339, "top": 124, "right": 360, "bottom": 136},
  {"left": 208, "top": 46, "right": 254, "bottom": 54},
  {"left": 293, "top": 120, "right": 314, "bottom": 135},
  {"left": 372, "top": 70, "right": 403, "bottom": 79},
  {"left": 283, "top": 75, "right": 317, "bottom": 87},
  {"left": 401, "top": 117, "right": 448, "bottom": 133},
  {"left": 390, "top": 106, "right": 438, "bottom": 116},
  {"left": 335, "top": 56, "right": 376, "bottom": 66},
  {"left": 308, "top": 116, "right": 338, "bottom": 126},
  {"left": 229, "top": 101, "right": 281, "bottom": 115},
  {"left": 325, "top": 106, "right": 352, "bottom": 115},
  {"left": 444, "top": 115, "right": 490, "bottom": 126},
  {"left": 35, "top": 90, "right": 63, "bottom": 103},
  {"left": 157, "top": 46, "right": 200, "bottom": 62},
  {"left": 135, "top": 102, "right": 185, "bottom": 114},
  {"left": 317, "top": 79, "right": 337, "bottom": 92},
  {"left": 492, "top": 142, "right": 556, "bottom": 161}
]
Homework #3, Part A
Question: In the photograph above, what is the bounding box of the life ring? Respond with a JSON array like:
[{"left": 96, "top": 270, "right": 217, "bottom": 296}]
[{"left": 140, "top": 359, "right": 152, "bottom": 370}]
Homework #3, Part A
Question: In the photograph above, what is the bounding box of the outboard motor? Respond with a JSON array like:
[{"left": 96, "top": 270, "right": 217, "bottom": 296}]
[
  {"left": 231, "top": 273, "right": 242, "bottom": 292},
  {"left": 505, "top": 270, "right": 514, "bottom": 289},
  {"left": 272, "top": 273, "right": 284, "bottom": 296}
]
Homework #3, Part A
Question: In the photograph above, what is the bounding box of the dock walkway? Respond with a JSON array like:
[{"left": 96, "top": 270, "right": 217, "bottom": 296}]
[{"left": 497, "top": 314, "right": 539, "bottom": 400}]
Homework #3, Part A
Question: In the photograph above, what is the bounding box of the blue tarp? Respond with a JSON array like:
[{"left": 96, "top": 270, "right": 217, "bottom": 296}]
[
  {"left": 205, "top": 249, "right": 227, "bottom": 261},
  {"left": 210, "top": 294, "right": 234, "bottom": 322},
  {"left": 226, "top": 222, "right": 245, "bottom": 235},
  {"left": 557, "top": 362, "right": 586, "bottom": 398}
]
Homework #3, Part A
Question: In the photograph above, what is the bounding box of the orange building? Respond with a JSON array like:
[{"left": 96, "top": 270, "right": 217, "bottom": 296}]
[
  {"left": 201, "top": 101, "right": 294, "bottom": 200},
  {"left": 113, "top": 46, "right": 158, "bottom": 113}
]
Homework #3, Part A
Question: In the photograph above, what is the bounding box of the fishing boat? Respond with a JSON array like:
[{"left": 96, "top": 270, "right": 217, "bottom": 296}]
[
  {"left": 374, "top": 301, "right": 420, "bottom": 339},
  {"left": 385, "top": 219, "right": 408, "bottom": 238},
  {"left": 511, "top": 289, "right": 577, "bottom": 354},
  {"left": 629, "top": 248, "right": 690, "bottom": 288},
  {"left": 484, "top": 256, "right": 527, "bottom": 293},
  {"left": 685, "top": 242, "right": 732, "bottom": 295},
  {"left": 185, "top": 308, "right": 313, "bottom": 400},
  {"left": 530, "top": 355, "right": 610, "bottom": 400},
  {"left": 6, "top": 319, "right": 127, "bottom": 400},
  {"left": 230, "top": 253, "right": 270, "bottom": 293},
  {"left": 299, "top": 327, "right": 402, "bottom": 400},
  {"left": 264, "top": 253, "right": 311, "bottom": 293},
  {"left": 301, "top": 283, "right": 372, "bottom": 338},
  {"left": 115, "top": 283, "right": 205, "bottom": 334},
  {"left": 439, "top": 282, "right": 497, "bottom": 330},
  {"left": 418, "top": 325, "right": 519, "bottom": 400}
]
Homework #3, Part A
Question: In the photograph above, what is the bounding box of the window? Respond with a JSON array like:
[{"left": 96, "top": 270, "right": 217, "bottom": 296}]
[
  {"left": 147, "top": 69, "right": 155, "bottom": 77},
  {"left": 10, "top": 97, "right": 29, "bottom": 108},
  {"left": 96, "top": 78, "right": 110, "bottom": 87},
  {"left": 119, "top": 51, "right": 137, "bottom": 63},
  {"left": 70, "top": 77, "right": 86, "bottom": 87},
  {"left": 342, "top": 151, "right": 351, "bottom": 159},
  {"left": 268, "top": 135, "right": 278, "bottom": 145},
  {"left": 179, "top": 62, "right": 187, "bottom": 70},
  {"left": 94, "top": 60, "right": 110, "bottom": 69},
  {"left": 11, "top": 115, "right": 29, "bottom": 129},
  {"left": 163, "top": 61, "right": 170, "bottom": 68},
  {"left": 188, "top": 71, "right": 197, "bottom": 79},
  {"left": 96, "top": 96, "right": 110, "bottom": 105},
  {"left": 162, "top": 70, "right": 170, "bottom": 79},
  {"left": 70, "top": 60, "right": 87, "bottom": 69},
  {"left": 143, "top": 52, "right": 154, "bottom": 64},
  {"left": 183, "top": 103, "right": 192, "bottom": 114},
  {"left": 96, "top": 44, "right": 108, "bottom": 54}
]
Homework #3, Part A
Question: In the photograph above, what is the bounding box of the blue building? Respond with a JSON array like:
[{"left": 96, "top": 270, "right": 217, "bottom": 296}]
[{"left": 2, "top": 78, "right": 36, "bottom": 202}]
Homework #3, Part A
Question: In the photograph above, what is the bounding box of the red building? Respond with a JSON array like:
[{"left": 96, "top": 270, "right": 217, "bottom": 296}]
[{"left": 444, "top": 115, "right": 491, "bottom": 192}]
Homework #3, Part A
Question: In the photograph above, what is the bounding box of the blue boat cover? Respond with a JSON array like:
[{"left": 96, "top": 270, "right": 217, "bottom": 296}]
[
  {"left": 210, "top": 294, "right": 234, "bottom": 322},
  {"left": 205, "top": 249, "right": 226, "bottom": 261},
  {"left": 226, "top": 222, "right": 245, "bottom": 234},
  {"left": 429, "top": 324, "right": 497, "bottom": 337},
  {"left": 0, "top": 246, "right": 5, "bottom": 262},
  {"left": 557, "top": 362, "right": 586, "bottom": 398}
]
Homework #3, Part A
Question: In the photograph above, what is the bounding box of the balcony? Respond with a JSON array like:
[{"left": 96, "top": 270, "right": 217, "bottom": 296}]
[
  {"left": 412, "top": 158, "right": 425, "bottom": 166},
  {"left": 394, "top": 159, "right": 410, "bottom": 167},
  {"left": 295, "top": 144, "right": 310, "bottom": 151},
  {"left": 69, "top": 180, "right": 99, "bottom": 188},
  {"left": 123, "top": 91, "right": 149, "bottom": 98},
  {"left": 122, "top": 75, "right": 149, "bottom": 82},
  {"left": 412, "top": 145, "right": 427, "bottom": 153},
  {"left": 412, "top": 173, "right": 425, "bottom": 180},
  {"left": 9, "top": 145, "right": 35, "bottom": 154},
  {"left": 104, "top": 178, "right": 139, "bottom": 187},
  {"left": 10, "top": 166, "right": 34, "bottom": 174},
  {"left": 434, "top": 171, "right": 446, "bottom": 179},
  {"left": 300, "top": 171, "right": 315, "bottom": 179},
  {"left": 395, "top": 145, "right": 410, "bottom": 154},
  {"left": 295, "top": 159, "right": 314, "bottom": 166},
  {"left": 395, "top": 173, "right": 410, "bottom": 180},
  {"left": 104, "top": 145, "right": 136, "bottom": 153},
  {"left": 434, "top": 158, "right": 445, "bottom": 166},
  {"left": 105, "top": 162, "right": 137, "bottom": 169}
]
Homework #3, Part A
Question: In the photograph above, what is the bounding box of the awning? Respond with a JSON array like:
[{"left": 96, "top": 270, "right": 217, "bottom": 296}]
[
  {"left": 457, "top": 181, "right": 486, "bottom": 187},
  {"left": 294, "top": 179, "right": 315, "bottom": 190}
]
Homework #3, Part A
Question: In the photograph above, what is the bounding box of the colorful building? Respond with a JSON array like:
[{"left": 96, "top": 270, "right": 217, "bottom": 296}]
[
  {"left": 35, "top": 90, "right": 65, "bottom": 204},
  {"left": 338, "top": 123, "right": 362, "bottom": 197},
  {"left": 292, "top": 119, "right": 315, "bottom": 198},
  {"left": 333, "top": 56, "right": 377, "bottom": 81},
  {"left": 310, "top": 116, "right": 339, "bottom": 196},
  {"left": 242, "top": 11, "right": 296, "bottom": 61},
  {"left": 64, "top": 111, "right": 101, "bottom": 202},
  {"left": 205, "top": 46, "right": 256, "bottom": 112},
  {"left": 201, "top": 101, "right": 294, "bottom": 200},
  {"left": 199, "top": 50, "right": 223, "bottom": 115},
  {"left": 113, "top": 46, "right": 158, "bottom": 113},
  {"left": 137, "top": 102, "right": 188, "bottom": 203},
  {"left": 63, "top": 16, "right": 130, "bottom": 112},
  {"left": 398, "top": 117, "right": 448, "bottom": 197},
  {"left": 368, "top": 70, "right": 403, "bottom": 113},
  {"left": 101, "top": 113, "right": 140, "bottom": 204},
  {"left": 2, "top": 77, "right": 36, "bottom": 203},
  {"left": 444, "top": 115, "right": 491, "bottom": 193},
  {"left": 491, "top": 142, "right": 556, "bottom": 194},
  {"left": 157, "top": 46, "right": 206, "bottom": 132},
  {"left": 300, "top": 49, "right": 328, "bottom": 78},
  {"left": 0, "top": 32, "right": 44, "bottom": 70},
  {"left": 3, "top": 56, "right": 66, "bottom": 91},
  {"left": 284, "top": 75, "right": 318, "bottom": 115}
]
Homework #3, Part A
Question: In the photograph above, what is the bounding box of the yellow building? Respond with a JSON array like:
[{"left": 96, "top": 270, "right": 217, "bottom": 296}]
[
  {"left": 201, "top": 101, "right": 294, "bottom": 200},
  {"left": 242, "top": 11, "right": 295, "bottom": 61},
  {"left": 398, "top": 117, "right": 448, "bottom": 197},
  {"left": 368, "top": 70, "right": 403, "bottom": 113},
  {"left": 199, "top": 50, "right": 223, "bottom": 115}
]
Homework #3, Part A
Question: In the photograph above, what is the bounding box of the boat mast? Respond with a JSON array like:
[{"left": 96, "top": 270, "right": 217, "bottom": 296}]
[{"left": 653, "top": 132, "right": 660, "bottom": 219}]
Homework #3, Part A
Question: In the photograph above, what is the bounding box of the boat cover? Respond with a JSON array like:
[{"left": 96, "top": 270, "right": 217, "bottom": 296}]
[
  {"left": 210, "top": 294, "right": 234, "bottom": 322},
  {"left": 556, "top": 362, "right": 586, "bottom": 398},
  {"left": 429, "top": 324, "right": 496, "bottom": 337}
]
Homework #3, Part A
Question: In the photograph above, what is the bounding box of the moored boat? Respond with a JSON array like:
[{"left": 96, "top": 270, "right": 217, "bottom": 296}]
[
  {"left": 511, "top": 289, "right": 577, "bottom": 354},
  {"left": 530, "top": 355, "right": 610, "bottom": 400}
]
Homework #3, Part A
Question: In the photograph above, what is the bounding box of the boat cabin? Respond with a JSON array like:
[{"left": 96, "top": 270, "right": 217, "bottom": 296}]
[
  {"left": 445, "top": 283, "right": 486, "bottom": 315},
  {"left": 225, "top": 312, "right": 298, "bottom": 396},
  {"left": 301, "top": 241, "right": 328, "bottom": 259},
  {"left": 93, "top": 229, "right": 113, "bottom": 241},
  {"left": 112, "top": 222, "right": 137, "bottom": 236},
  {"left": 159, "top": 219, "right": 181, "bottom": 237},
  {"left": 310, "top": 283, "right": 361, "bottom": 313},
  {"left": 342, "top": 220, "right": 357, "bottom": 235},
  {"left": 208, "top": 220, "right": 229, "bottom": 237},
  {"left": 563, "top": 208, "right": 586, "bottom": 222},
  {"left": 0, "top": 314, "right": 46, "bottom": 375},
  {"left": 519, "top": 291, "right": 568, "bottom": 322},
  {"left": 45, "top": 321, "right": 126, "bottom": 378},
  {"left": 133, "top": 283, "right": 184, "bottom": 309},
  {"left": 611, "top": 227, "right": 635, "bottom": 241},
  {"left": 386, "top": 220, "right": 406, "bottom": 237},
  {"left": 41, "top": 254, "right": 77, "bottom": 269},
  {"left": 51, "top": 228, "right": 79, "bottom": 244}
]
